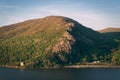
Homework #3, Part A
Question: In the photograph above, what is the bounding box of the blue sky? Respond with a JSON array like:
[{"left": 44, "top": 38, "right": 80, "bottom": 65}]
[{"left": 0, "top": 0, "right": 120, "bottom": 30}]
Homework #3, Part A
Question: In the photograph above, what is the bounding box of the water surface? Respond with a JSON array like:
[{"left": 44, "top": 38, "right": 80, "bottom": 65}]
[{"left": 0, "top": 67, "right": 120, "bottom": 80}]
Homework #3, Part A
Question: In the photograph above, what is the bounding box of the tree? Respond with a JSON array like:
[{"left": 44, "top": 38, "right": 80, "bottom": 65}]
[
  {"left": 111, "top": 40, "right": 120, "bottom": 65},
  {"left": 111, "top": 48, "right": 120, "bottom": 65},
  {"left": 82, "top": 56, "right": 88, "bottom": 63}
]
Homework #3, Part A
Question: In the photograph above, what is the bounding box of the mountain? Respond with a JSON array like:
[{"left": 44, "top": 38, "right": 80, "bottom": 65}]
[
  {"left": 98, "top": 27, "right": 120, "bottom": 33},
  {"left": 0, "top": 16, "right": 120, "bottom": 68},
  {"left": 98, "top": 27, "right": 120, "bottom": 50}
]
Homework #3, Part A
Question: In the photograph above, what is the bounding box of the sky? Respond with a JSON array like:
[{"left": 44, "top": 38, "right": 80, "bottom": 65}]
[{"left": 0, "top": 0, "right": 120, "bottom": 30}]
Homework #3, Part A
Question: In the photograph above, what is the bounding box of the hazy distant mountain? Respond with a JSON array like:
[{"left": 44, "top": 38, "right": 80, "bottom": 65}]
[
  {"left": 0, "top": 16, "right": 120, "bottom": 68},
  {"left": 98, "top": 27, "right": 120, "bottom": 33}
]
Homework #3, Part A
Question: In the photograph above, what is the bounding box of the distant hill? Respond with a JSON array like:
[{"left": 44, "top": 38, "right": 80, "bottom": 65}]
[
  {"left": 98, "top": 27, "right": 120, "bottom": 33},
  {"left": 0, "top": 16, "right": 120, "bottom": 68}
]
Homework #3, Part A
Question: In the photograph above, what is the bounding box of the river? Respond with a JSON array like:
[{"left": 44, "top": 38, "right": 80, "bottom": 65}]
[{"left": 0, "top": 67, "right": 120, "bottom": 80}]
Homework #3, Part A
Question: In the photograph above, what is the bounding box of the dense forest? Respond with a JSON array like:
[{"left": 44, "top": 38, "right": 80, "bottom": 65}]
[{"left": 0, "top": 16, "right": 120, "bottom": 68}]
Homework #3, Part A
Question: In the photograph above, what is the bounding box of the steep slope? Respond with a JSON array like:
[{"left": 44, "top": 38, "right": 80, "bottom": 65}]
[
  {"left": 0, "top": 16, "right": 120, "bottom": 68},
  {"left": 98, "top": 27, "right": 120, "bottom": 33}
]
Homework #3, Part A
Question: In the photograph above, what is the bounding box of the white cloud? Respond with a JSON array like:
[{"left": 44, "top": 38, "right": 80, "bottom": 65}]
[
  {"left": 0, "top": 5, "right": 17, "bottom": 9},
  {"left": 29, "top": 6, "right": 62, "bottom": 15},
  {"left": 71, "top": 12, "right": 108, "bottom": 30},
  {"left": 0, "top": 5, "right": 118, "bottom": 30}
]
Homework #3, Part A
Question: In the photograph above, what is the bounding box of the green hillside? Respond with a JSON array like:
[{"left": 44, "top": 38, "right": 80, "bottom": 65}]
[{"left": 0, "top": 16, "right": 120, "bottom": 68}]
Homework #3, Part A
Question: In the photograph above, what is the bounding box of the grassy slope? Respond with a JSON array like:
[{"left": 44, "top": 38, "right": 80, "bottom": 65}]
[
  {"left": 98, "top": 27, "right": 120, "bottom": 33},
  {"left": 0, "top": 16, "right": 72, "bottom": 66}
]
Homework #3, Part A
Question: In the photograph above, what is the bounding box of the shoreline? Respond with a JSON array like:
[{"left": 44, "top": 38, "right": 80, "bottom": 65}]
[
  {"left": 65, "top": 65, "right": 120, "bottom": 68},
  {"left": 0, "top": 65, "right": 24, "bottom": 69},
  {"left": 1, "top": 64, "right": 120, "bottom": 69}
]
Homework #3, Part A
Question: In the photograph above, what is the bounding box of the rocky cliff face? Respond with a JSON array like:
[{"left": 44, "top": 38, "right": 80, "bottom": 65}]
[
  {"left": 50, "top": 16, "right": 102, "bottom": 63},
  {"left": 52, "top": 23, "right": 75, "bottom": 53}
]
